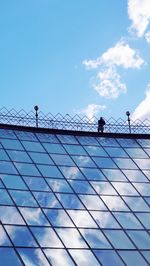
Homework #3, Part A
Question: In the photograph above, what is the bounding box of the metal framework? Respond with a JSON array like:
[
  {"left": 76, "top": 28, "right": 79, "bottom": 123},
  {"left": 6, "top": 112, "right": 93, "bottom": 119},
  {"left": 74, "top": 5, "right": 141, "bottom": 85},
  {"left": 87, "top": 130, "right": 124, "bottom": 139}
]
[{"left": 0, "top": 107, "right": 150, "bottom": 134}]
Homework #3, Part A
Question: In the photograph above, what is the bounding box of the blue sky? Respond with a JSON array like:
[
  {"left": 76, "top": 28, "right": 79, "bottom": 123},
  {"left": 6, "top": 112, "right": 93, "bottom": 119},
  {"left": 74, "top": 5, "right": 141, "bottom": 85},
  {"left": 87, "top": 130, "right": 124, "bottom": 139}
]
[{"left": 1, "top": 0, "right": 150, "bottom": 121}]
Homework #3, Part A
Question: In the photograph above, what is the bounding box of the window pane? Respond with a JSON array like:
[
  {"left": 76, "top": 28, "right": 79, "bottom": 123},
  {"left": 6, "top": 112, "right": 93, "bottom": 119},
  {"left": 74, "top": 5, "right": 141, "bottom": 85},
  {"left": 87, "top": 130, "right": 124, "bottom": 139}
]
[
  {"left": 0, "top": 189, "right": 13, "bottom": 205},
  {"left": 101, "top": 196, "right": 129, "bottom": 211},
  {"left": 56, "top": 193, "right": 84, "bottom": 209},
  {"left": 103, "top": 230, "right": 135, "bottom": 249},
  {"left": 81, "top": 167, "right": 106, "bottom": 181},
  {"left": 33, "top": 191, "right": 61, "bottom": 208},
  {"left": 67, "top": 210, "right": 97, "bottom": 228},
  {"left": 119, "top": 251, "right": 148, "bottom": 266},
  {"left": 21, "top": 141, "right": 44, "bottom": 152},
  {"left": 29, "top": 152, "right": 54, "bottom": 164},
  {"left": 46, "top": 178, "right": 73, "bottom": 193},
  {"left": 7, "top": 150, "right": 32, "bottom": 163},
  {"left": 37, "top": 164, "right": 63, "bottom": 178},
  {"left": 127, "top": 230, "right": 150, "bottom": 249},
  {"left": 94, "top": 250, "right": 124, "bottom": 266},
  {"left": 0, "top": 161, "right": 18, "bottom": 174},
  {"left": 105, "top": 147, "right": 128, "bottom": 157},
  {"left": 72, "top": 155, "right": 96, "bottom": 167},
  {"left": 84, "top": 146, "right": 108, "bottom": 156},
  {"left": 122, "top": 169, "right": 148, "bottom": 182},
  {"left": 14, "top": 162, "right": 40, "bottom": 176},
  {"left": 0, "top": 206, "right": 25, "bottom": 224},
  {"left": 93, "top": 157, "right": 117, "bottom": 169},
  {"left": 0, "top": 248, "right": 23, "bottom": 266},
  {"left": 51, "top": 154, "right": 75, "bottom": 166},
  {"left": 59, "top": 166, "right": 85, "bottom": 179},
  {"left": 19, "top": 207, "right": 49, "bottom": 225},
  {"left": 56, "top": 228, "right": 87, "bottom": 248},
  {"left": 43, "top": 143, "right": 66, "bottom": 154},
  {"left": 91, "top": 181, "right": 117, "bottom": 195},
  {"left": 114, "top": 212, "right": 143, "bottom": 229},
  {"left": 114, "top": 158, "right": 138, "bottom": 169},
  {"left": 123, "top": 196, "right": 150, "bottom": 211},
  {"left": 23, "top": 176, "right": 51, "bottom": 191},
  {"left": 5, "top": 225, "right": 37, "bottom": 247},
  {"left": 57, "top": 134, "right": 78, "bottom": 144},
  {"left": 68, "top": 180, "right": 95, "bottom": 194},
  {"left": 44, "top": 209, "right": 74, "bottom": 227},
  {"left": 17, "top": 248, "right": 49, "bottom": 266},
  {"left": 9, "top": 190, "right": 38, "bottom": 207},
  {"left": 79, "top": 195, "right": 107, "bottom": 210},
  {"left": 64, "top": 144, "right": 87, "bottom": 155},
  {"left": 31, "top": 227, "right": 63, "bottom": 247},
  {"left": 1, "top": 175, "right": 27, "bottom": 190},
  {"left": 80, "top": 228, "right": 111, "bottom": 248},
  {"left": 44, "top": 248, "right": 75, "bottom": 266},
  {"left": 90, "top": 211, "right": 120, "bottom": 229},
  {"left": 69, "top": 249, "right": 100, "bottom": 266}
]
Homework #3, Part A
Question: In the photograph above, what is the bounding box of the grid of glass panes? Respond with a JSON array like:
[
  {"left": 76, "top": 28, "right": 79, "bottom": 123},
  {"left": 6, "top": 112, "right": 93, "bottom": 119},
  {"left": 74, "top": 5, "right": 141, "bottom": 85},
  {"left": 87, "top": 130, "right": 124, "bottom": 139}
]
[{"left": 0, "top": 129, "right": 150, "bottom": 265}]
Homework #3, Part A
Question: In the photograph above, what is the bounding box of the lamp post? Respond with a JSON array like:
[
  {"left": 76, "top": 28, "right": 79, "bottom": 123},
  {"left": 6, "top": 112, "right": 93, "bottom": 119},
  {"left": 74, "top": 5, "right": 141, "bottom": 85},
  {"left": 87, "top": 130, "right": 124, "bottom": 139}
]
[
  {"left": 34, "top": 105, "right": 39, "bottom": 128},
  {"left": 126, "top": 111, "right": 131, "bottom": 134}
]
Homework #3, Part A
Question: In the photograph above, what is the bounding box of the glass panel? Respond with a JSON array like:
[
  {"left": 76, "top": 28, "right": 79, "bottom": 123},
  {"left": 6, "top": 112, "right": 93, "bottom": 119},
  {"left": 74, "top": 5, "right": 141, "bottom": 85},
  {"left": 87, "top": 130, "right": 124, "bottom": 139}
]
[
  {"left": 79, "top": 195, "right": 107, "bottom": 210},
  {"left": 91, "top": 181, "right": 117, "bottom": 195},
  {"left": 123, "top": 196, "right": 150, "bottom": 211},
  {"left": 29, "top": 152, "right": 54, "bottom": 164},
  {"left": 21, "top": 141, "right": 45, "bottom": 152},
  {"left": 125, "top": 148, "right": 148, "bottom": 158},
  {"left": 117, "top": 138, "right": 139, "bottom": 147},
  {"left": 44, "top": 248, "right": 75, "bottom": 266},
  {"left": 67, "top": 210, "right": 98, "bottom": 228},
  {"left": 0, "top": 129, "right": 17, "bottom": 139},
  {"left": 0, "top": 139, "right": 24, "bottom": 150},
  {"left": 103, "top": 229, "right": 135, "bottom": 249},
  {"left": 56, "top": 193, "right": 84, "bottom": 209},
  {"left": 19, "top": 207, "right": 49, "bottom": 225},
  {"left": 44, "top": 209, "right": 74, "bottom": 227},
  {"left": 122, "top": 169, "right": 148, "bottom": 182},
  {"left": 0, "top": 161, "right": 18, "bottom": 174},
  {"left": 114, "top": 158, "right": 138, "bottom": 169},
  {"left": 119, "top": 251, "right": 148, "bottom": 266},
  {"left": 69, "top": 249, "right": 100, "bottom": 266},
  {"left": 46, "top": 179, "right": 73, "bottom": 193},
  {"left": 71, "top": 155, "right": 96, "bottom": 167},
  {"left": 101, "top": 196, "right": 129, "bottom": 211},
  {"left": 90, "top": 211, "right": 120, "bottom": 228},
  {"left": 51, "top": 154, "right": 75, "bottom": 166},
  {"left": 135, "top": 213, "right": 150, "bottom": 229},
  {"left": 23, "top": 176, "right": 51, "bottom": 191},
  {"left": 77, "top": 136, "right": 99, "bottom": 145},
  {"left": 84, "top": 146, "right": 108, "bottom": 156},
  {"left": 97, "top": 137, "right": 119, "bottom": 147},
  {"left": 36, "top": 133, "right": 59, "bottom": 143},
  {"left": 105, "top": 147, "right": 128, "bottom": 157},
  {"left": 111, "top": 182, "right": 139, "bottom": 196},
  {"left": 56, "top": 228, "right": 88, "bottom": 248},
  {"left": 127, "top": 230, "right": 150, "bottom": 249},
  {"left": 102, "top": 169, "right": 127, "bottom": 181},
  {"left": 133, "top": 182, "right": 150, "bottom": 196},
  {"left": 0, "top": 206, "right": 25, "bottom": 224},
  {"left": 43, "top": 143, "right": 66, "bottom": 154},
  {"left": 93, "top": 157, "right": 117, "bottom": 169},
  {"left": 33, "top": 191, "right": 61, "bottom": 208},
  {"left": 114, "top": 212, "right": 143, "bottom": 229},
  {"left": 0, "top": 149, "right": 10, "bottom": 160},
  {"left": 68, "top": 180, "right": 95, "bottom": 194},
  {"left": 37, "top": 164, "right": 63, "bottom": 178},
  {"left": 64, "top": 144, "right": 87, "bottom": 155},
  {"left": 59, "top": 166, "right": 85, "bottom": 179},
  {"left": 0, "top": 225, "right": 12, "bottom": 246},
  {"left": 134, "top": 159, "right": 150, "bottom": 169},
  {"left": 0, "top": 248, "right": 23, "bottom": 266},
  {"left": 80, "top": 228, "right": 111, "bottom": 248},
  {"left": 31, "top": 227, "right": 63, "bottom": 247},
  {"left": 7, "top": 150, "right": 32, "bottom": 163},
  {"left": 94, "top": 250, "right": 124, "bottom": 266},
  {"left": 9, "top": 190, "right": 38, "bottom": 207},
  {"left": 15, "top": 131, "right": 37, "bottom": 141},
  {"left": 0, "top": 189, "right": 14, "bottom": 205},
  {"left": 14, "top": 162, "right": 40, "bottom": 176},
  {"left": 5, "top": 225, "right": 38, "bottom": 247},
  {"left": 81, "top": 167, "right": 106, "bottom": 181},
  {"left": 137, "top": 138, "right": 150, "bottom": 147},
  {"left": 0, "top": 174, "right": 27, "bottom": 189},
  {"left": 17, "top": 248, "right": 49, "bottom": 266},
  {"left": 57, "top": 134, "right": 78, "bottom": 144}
]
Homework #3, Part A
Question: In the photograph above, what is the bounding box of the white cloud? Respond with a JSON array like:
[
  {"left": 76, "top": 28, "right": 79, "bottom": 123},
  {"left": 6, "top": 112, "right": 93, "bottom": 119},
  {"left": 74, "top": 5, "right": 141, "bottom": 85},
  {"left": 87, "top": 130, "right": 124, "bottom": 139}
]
[
  {"left": 83, "top": 41, "right": 144, "bottom": 99},
  {"left": 94, "top": 67, "right": 127, "bottom": 99},
  {"left": 83, "top": 41, "right": 144, "bottom": 69},
  {"left": 132, "top": 83, "right": 150, "bottom": 120},
  {"left": 78, "top": 104, "right": 106, "bottom": 121},
  {"left": 128, "top": 0, "right": 150, "bottom": 38}
]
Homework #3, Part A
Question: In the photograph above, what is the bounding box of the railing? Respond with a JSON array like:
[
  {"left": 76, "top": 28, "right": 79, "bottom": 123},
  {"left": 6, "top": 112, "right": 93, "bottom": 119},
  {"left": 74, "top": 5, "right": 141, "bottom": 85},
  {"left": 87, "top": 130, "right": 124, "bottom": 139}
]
[{"left": 0, "top": 107, "right": 150, "bottom": 134}]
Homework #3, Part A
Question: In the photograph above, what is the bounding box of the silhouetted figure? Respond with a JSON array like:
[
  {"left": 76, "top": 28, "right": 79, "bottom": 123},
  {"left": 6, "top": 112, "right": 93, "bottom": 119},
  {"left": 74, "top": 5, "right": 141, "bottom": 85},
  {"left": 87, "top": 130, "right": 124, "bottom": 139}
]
[{"left": 98, "top": 117, "right": 105, "bottom": 133}]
